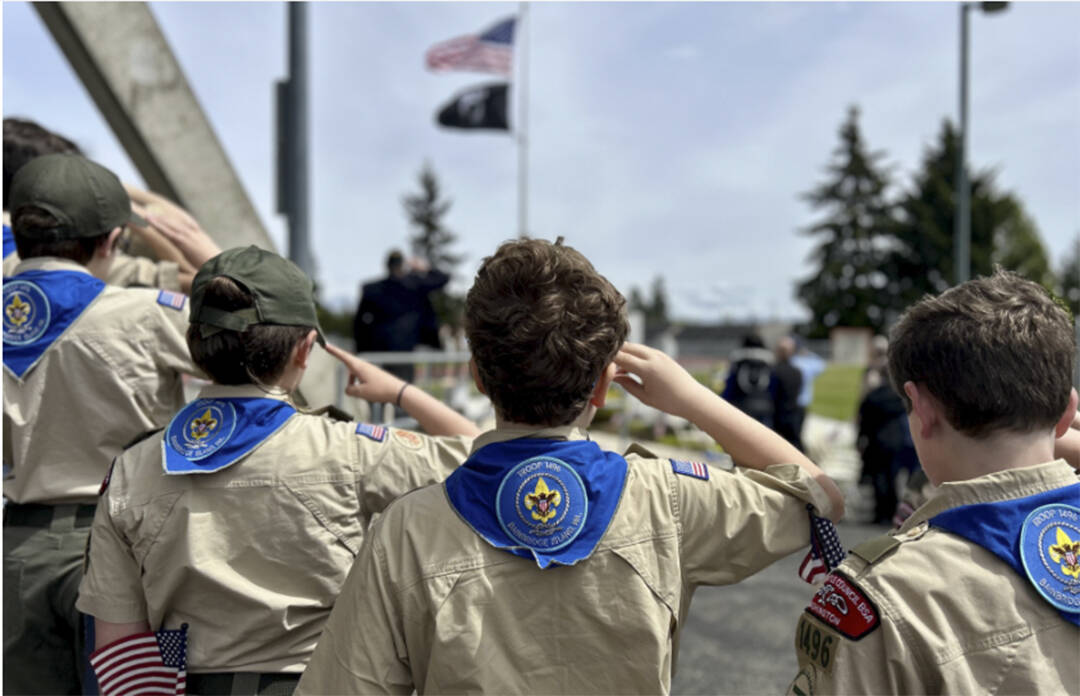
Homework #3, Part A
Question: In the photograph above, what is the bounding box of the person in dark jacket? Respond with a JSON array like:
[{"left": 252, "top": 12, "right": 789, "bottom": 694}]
[
  {"left": 353, "top": 250, "right": 449, "bottom": 383},
  {"left": 722, "top": 334, "right": 775, "bottom": 427},
  {"left": 772, "top": 336, "right": 804, "bottom": 450}
]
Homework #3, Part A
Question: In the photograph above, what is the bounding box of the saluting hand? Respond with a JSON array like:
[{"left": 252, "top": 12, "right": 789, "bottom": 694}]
[
  {"left": 323, "top": 343, "right": 406, "bottom": 405},
  {"left": 612, "top": 342, "right": 712, "bottom": 419},
  {"left": 143, "top": 212, "right": 222, "bottom": 269}
]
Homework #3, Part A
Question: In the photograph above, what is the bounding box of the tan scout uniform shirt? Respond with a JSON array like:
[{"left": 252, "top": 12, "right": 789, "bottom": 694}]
[
  {"left": 297, "top": 425, "right": 834, "bottom": 695},
  {"left": 3, "top": 249, "right": 181, "bottom": 290},
  {"left": 789, "top": 460, "right": 1080, "bottom": 696},
  {"left": 3, "top": 257, "right": 194, "bottom": 504},
  {"left": 76, "top": 383, "right": 473, "bottom": 674}
]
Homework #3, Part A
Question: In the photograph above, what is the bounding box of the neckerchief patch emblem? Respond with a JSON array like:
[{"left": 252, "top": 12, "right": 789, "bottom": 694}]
[
  {"left": 445, "top": 438, "right": 629, "bottom": 568},
  {"left": 1019, "top": 503, "right": 1080, "bottom": 615},
  {"left": 497, "top": 456, "right": 588, "bottom": 551},
  {"left": 3, "top": 270, "right": 106, "bottom": 379},
  {"left": 163, "top": 397, "right": 296, "bottom": 474},
  {"left": 4, "top": 281, "right": 50, "bottom": 345}
]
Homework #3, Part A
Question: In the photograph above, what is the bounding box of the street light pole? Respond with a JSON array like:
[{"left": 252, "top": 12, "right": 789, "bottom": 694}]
[{"left": 954, "top": 1, "right": 1008, "bottom": 285}]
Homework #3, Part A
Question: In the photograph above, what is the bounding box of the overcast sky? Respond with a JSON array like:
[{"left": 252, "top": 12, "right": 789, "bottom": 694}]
[{"left": 3, "top": 1, "right": 1078, "bottom": 321}]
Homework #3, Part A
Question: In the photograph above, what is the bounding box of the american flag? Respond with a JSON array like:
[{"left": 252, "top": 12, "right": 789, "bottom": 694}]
[
  {"left": 425, "top": 17, "right": 515, "bottom": 76},
  {"left": 89, "top": 624, "right": 187, "bottom": 696},
  {"left": 798, "top": 505, "right": 846, "bottom": 586}
]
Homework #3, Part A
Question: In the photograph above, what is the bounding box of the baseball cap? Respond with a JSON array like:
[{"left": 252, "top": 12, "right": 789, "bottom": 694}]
[
  {"left": 7, "top": 153, "right": 144, "bottom": 240},
  {"left": 190, "top": 245, "right": 326, "bottom": 345}
]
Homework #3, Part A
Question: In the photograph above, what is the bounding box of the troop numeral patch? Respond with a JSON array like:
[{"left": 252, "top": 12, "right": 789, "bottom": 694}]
[{"left": 795, "top": 614, "right": 835, "bottom": 673}]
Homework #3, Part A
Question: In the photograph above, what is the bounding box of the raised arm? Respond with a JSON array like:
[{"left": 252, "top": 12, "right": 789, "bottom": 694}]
[
  {"left": 324, "top": 343, "right": 480, "bottom": 438},
  {"left": 613, "top": 342, "right": 845, "bottom": 520}
]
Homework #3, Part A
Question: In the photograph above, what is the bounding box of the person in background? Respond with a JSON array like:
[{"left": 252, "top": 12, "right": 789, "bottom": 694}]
[
  {"left": 772, "top": 336, "right": 805, "bottom": 451},
  {"left": 788, "top": 270, "right": 1079, "bottom": 695},
  {"left": 353, "top": 249, "right": 450, "bottom": 385},
  {"left": 721, "top": 333, "right": 775, "bottom": 427},
  {"left": 77, "top": 246, "right": 480, "bottom": 695},
  {"left": 789, "top": 336, "right": 825, "bottom": 437},
  {"left": 297, "top": 237, "right": 843, "bottom": 695},
  {"left": 3, "top": 153, "right": 199, "bottom": 694}
]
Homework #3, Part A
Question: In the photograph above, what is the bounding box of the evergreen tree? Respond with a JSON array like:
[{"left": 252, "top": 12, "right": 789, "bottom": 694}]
[
  {"left": 628, "top": 276, "right": 670, "bottom": 334},
  {"left": 797, "top": 106, "right": 896, "bottom": 338},
  {"left": 403, "top": 162, "right": 463, "bottom": 271},
  {"left": 888, "top": 120, "right": 1055, "bottom": 315},
  {"left": 401, "top": 162, "right": 465, "bottom": 329}
]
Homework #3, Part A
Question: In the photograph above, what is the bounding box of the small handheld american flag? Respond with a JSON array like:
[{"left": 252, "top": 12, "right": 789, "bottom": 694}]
[
  {"left": 89, "top": 623, "right": 188, "bottom": 696},
  {"left": 798, "top": 505, "right": 846, "bottom": 586}
]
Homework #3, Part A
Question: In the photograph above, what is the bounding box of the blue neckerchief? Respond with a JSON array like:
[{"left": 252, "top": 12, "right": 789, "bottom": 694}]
[
  {"left": 3, "top": 225, "right": 15, "bottom": 260},
  {"left": 445, "top": 438, "right": 629, "bottom": 569},
  {"left": 162, "top": 397, "right": 297, "bottom": 474},
  {"left": 931, "top": 483, "right": 1080, "bottom": 627},
  {"left": 3, "top": 269, "right": 106, "bottom": 379}
]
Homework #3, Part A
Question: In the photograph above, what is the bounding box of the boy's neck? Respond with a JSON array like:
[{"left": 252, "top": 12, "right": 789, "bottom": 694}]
[{"left": 929, "top": 427, "right": 1058, "bottom": 485}]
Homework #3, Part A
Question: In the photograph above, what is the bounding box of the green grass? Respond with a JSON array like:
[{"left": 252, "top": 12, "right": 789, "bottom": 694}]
[{"left": 808, "top": 364, "right": 864, "bottom": 421}]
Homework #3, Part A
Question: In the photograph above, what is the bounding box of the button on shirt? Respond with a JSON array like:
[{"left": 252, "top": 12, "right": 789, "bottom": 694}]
[
  {"left": 298, "top": 425, "right": 833, "bottom": 695},
  {"left": 76, "top": 383, "right": 473, "bottom": 674}
]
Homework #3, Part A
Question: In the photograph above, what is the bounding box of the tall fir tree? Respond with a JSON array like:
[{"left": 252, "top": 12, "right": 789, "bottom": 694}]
[
  {"left": 888, "top": 119, "right": 1055, "bottom": 314},
  {"left": 797, "top": 106, "right": 896, "bottom": 338},
  {"left": 402, "top": 162, "right": 465, "bottom": 328}
]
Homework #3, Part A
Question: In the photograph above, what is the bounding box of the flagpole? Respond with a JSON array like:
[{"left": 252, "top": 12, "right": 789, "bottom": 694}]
[{"left": 517, "top": 2, "right": 529, "bottom": 239}]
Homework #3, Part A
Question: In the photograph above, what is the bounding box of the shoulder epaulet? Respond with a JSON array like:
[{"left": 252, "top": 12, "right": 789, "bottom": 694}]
[
  {"left": 296, "top": 404, "right": 353, "bottom": 422},
  {"left": 850, "top": 533, "right": 901, "bottom": 565},
  {"left": 122, "top": 427, "right": 164, "bottom": 451},
  {"left": 623, "top": 442, "right": 659, "bottom": 459}
]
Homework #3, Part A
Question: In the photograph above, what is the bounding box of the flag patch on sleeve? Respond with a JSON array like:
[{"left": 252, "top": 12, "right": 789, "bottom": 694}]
[
  {"left": 671, "top": 459, "right": 709, "bottom": 480},
  {"left": 355, "top": 423, "right": 387, "bottom": 442},
  {"left": 156, "top": 290, "right": 187, "bottom": 310}
]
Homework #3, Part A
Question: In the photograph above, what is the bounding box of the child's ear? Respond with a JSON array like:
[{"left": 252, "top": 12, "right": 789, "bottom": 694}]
[
  {"left": 294, "top": 330, "right": 318, "bottom": 369},
  {"left": 904, "top": 381, "right": 938, "bottom": 439},
  {"left": 1054, "top": 388, "right": 1078, "bottom": 438},
  {"left": 469, "top": 358, "right": 487, "bottom": 395},
  {"left": 589, "top": 363, "right": 617, "bottom": 408}
]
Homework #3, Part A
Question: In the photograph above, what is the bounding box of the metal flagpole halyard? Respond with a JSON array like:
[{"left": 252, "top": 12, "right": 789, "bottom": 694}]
[{"left": 517, "top": 2, "right": 529, "bottom": 239}]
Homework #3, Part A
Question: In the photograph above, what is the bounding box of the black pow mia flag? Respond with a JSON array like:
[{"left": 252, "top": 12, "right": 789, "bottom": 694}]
[{"left": 436, "top": 83, "right": 509, "bottom": 131}]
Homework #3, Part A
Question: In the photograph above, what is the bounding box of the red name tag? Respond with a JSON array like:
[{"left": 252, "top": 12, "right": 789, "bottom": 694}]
[{"left": 806, "top": 571, "right": 880, "bottom": 640}]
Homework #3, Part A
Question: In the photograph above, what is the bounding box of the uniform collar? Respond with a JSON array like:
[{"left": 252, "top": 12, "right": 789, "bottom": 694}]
[
  {"left": 900, "top": 459, "right": 1078, "bottom": 533},
  {"left": 195, "top": 383, "right": 296, "bottom": 404},
  {"left": 470, "top": 424, "right": 590, "bottom": 454},
  {"left": 12, "top": 256, "right": 93, "bottom": 276}
]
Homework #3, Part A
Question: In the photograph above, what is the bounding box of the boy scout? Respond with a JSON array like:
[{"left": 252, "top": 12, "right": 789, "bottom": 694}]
[
  {"left": 3, "top": 116, "right": 219, "bottom": 289},
  {"left": 788, "top": 271, "right": 1080, "bottom": 695},
  {"left": 77, "top": 246, "right": 481, "bottom": 695},
  {"left": 298, "top": 238, "right": 845, "bottom": 694},
  {"left": 3, "top": 153, "right": 197, "bottom": 694}
]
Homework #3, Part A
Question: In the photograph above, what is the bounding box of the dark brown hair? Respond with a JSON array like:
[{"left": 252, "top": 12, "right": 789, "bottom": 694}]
[
  {"left": 187, "top": 276, "right": 311, "bottom": 385},
  {"left": 465, "top": 238, "right": 629, "bottom": 425},
  {"left": 887, "top": 269, "right": 1075, "bottom": 438},
  {"left": 3, "top": 118, "right": 82, "bottom": 209},
  {"left": 12, "top": 205, "right": 103, "bottom": 264}
]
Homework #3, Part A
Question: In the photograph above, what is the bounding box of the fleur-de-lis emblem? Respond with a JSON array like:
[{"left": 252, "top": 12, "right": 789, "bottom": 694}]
[
  {"left": 5, "top": 293, "right": 31, "bottom": 327},
  {"left": 1048, "top": 527, "right": 1080, "bottom": 580},
  {"left": 189, "top": 408, "right": 218, "bottom": 441},
  {"left": 524, "top": 476, "right": 561, "bottom": 523}
]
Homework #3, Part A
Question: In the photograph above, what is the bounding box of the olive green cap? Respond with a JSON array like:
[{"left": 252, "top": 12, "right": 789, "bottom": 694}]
[
  {"left": 190, "top": 246, "right": 326, "bottom": 345},
  {"left": 8, "top": 153, "right": 144, "bottom": 240}
]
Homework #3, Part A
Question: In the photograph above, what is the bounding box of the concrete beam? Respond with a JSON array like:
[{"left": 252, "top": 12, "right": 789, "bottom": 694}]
[{"left": 33, "top": 1, "right": 275, "bottom": 252}]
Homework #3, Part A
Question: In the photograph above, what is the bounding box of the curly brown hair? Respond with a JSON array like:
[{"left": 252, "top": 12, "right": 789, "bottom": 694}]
[
  {"left": 887, "top": 269, "right": 1075, "bottom": 439},
  {"left": 465, "top": 238, "right": 628, "bottom": 426}
]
